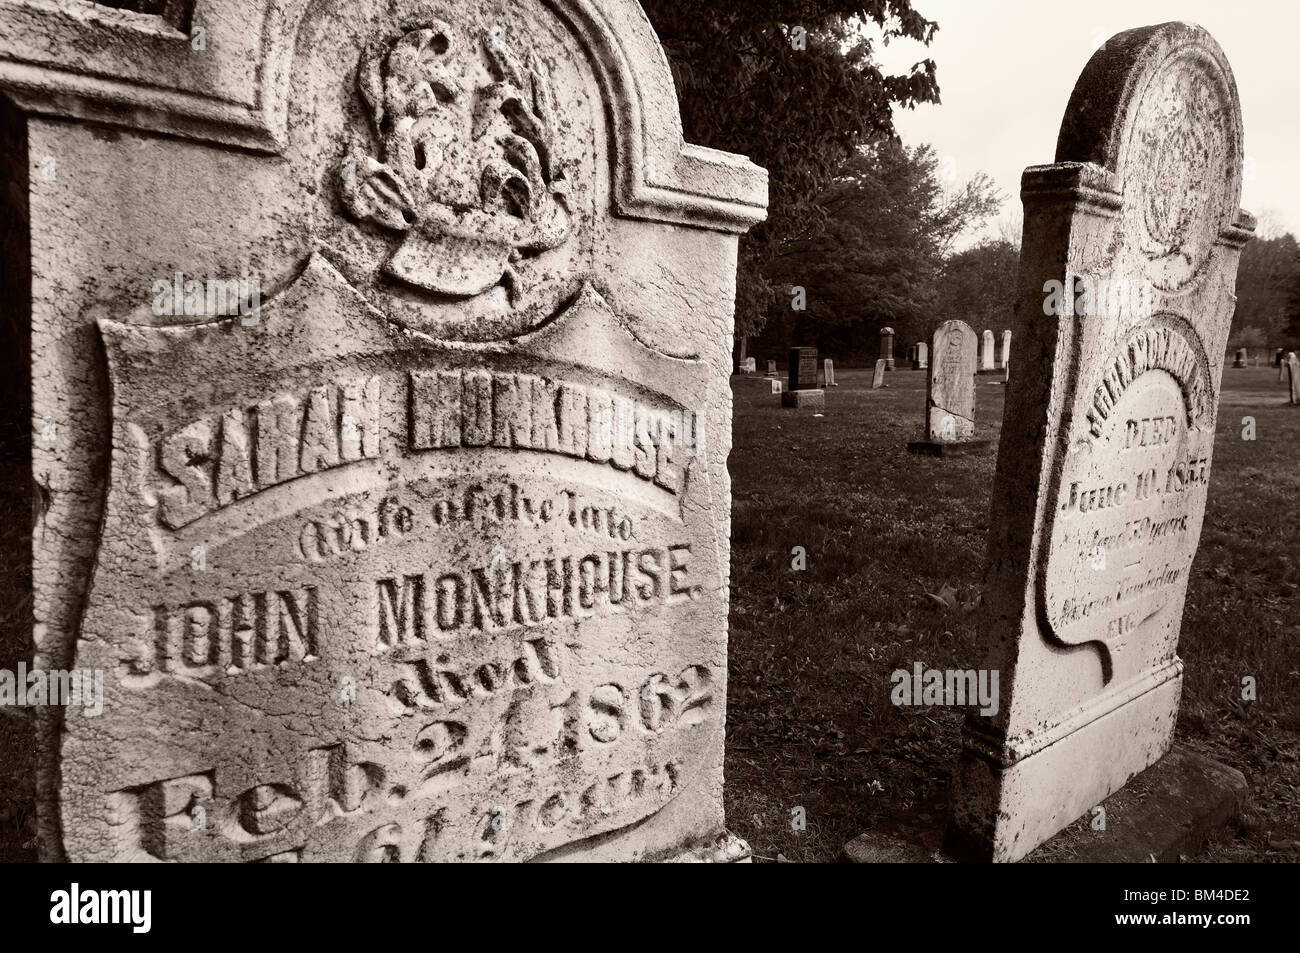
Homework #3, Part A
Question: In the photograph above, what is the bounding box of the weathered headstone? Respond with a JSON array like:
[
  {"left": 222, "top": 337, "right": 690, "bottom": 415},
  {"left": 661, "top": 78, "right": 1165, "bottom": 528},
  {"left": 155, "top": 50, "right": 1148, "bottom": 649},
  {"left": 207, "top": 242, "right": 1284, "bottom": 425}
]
[
  {"left": 907, "top": 320, "right": 985, "bottom": 455},
  {"left": 3, "top": 0, "right": 767, "bottom": 863},
  {"left": 824, "top": 358, "right": 837, "bottom": 387},
  {"left": 1288, "top": 353, "right": 1300, "bottom": 404},
  {"left": 879, "top": 326, "right": 896, "bottom": 371},
  {"left": 771, "top": 379, "right": 783, "bottom": 395},
  {"left": 766, "top": 360, "right": 777, "bottom": 378},
  {"left": 741, "top": 357, "right": 757, "bottom": 374},
  {"left": 783, "top": 347, "right": 824, "bottom": 408},
  {"left": 871, "top": 359, "right": 886, "bottom": 390},
  {"left": 914, "top": 342, "right": 928, "bottom": 370},
  {"left": 980, "top": 329, "right": 995, "bottom": 372},
  {"left": 999, "top": 330, "right": 1012, "bottom": 370},
  {"left": 945, "top": 23, "right": 1254, "bottom": 862},
  {"left": 1233, "top": 348, "right": 1246, "bottom": 368}
]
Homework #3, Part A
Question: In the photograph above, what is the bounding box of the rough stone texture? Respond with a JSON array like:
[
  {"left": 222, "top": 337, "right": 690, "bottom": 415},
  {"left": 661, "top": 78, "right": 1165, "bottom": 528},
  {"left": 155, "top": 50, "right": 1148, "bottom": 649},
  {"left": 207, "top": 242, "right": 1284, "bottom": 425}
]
[
  {"left": 945, "top": 22, "right": 1254, "bottom": 864},
  {"left": 781, "top": 388, "right": 824, "bottom": 409},
  {"left": 1, "top": 0, "right": 767, "bottom": 862},
  {"left": 788, "top": 347, "right": 818, "bottom": 392},
  {"left": 1288, "top": 353, "right": 1300, "bottom": 404},
  {"left": 924, "top": 320, "right": 978, "bottom": 441}
]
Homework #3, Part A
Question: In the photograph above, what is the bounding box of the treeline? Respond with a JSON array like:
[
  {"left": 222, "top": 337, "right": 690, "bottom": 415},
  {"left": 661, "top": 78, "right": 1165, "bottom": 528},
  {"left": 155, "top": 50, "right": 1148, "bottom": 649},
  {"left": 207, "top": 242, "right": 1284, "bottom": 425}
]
[{"left": 640, "top": 3, "right": 1300, "bottom": 368}]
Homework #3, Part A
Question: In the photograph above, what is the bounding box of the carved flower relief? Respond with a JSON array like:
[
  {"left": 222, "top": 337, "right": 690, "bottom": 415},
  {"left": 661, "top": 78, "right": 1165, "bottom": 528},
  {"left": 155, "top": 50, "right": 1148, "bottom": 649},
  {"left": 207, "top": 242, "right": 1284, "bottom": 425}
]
[{"left": 339, "top": 21, "right": 573, "bottom": 303}]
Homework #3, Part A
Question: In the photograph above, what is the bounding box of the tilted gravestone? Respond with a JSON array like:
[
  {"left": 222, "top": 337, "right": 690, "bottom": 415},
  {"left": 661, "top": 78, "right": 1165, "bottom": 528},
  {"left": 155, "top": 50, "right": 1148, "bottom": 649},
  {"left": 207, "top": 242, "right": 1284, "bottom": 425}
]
[
  {"left": 907, "top": 320, "right": 986, "bottom": 456},
  {"left": 871, "top": 359, "right": 886, "bottom": 390},
  {"left": 1, "top": 0, "right": 766, "bottom": 863},
  {"left": 783, "top": 347, "right": 824, "bottom": 409},
  {"left": 945, "top": 22, "right": 1254, "bottom": 862}
]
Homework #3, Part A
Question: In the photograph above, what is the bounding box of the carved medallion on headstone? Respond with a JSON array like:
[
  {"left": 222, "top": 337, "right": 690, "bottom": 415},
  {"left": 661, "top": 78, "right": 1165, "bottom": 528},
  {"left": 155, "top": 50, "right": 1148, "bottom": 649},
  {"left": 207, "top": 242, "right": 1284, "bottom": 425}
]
[{"left": 338, "top": 21, "right": 573, "bottom": 309}]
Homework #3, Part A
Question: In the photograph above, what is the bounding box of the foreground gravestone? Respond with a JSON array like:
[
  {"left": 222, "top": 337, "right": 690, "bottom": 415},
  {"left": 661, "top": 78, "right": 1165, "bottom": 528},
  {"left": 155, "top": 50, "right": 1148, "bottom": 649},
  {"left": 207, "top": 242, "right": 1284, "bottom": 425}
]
[
  {"left": 824, "top": 359, "right": 837, "bottom": 387},
  {"left": 783, "top": 347, "right": 824, "bottom": 409},
  {"left": 945, "top": 22, "right": 1254, "bottom": 863},
  {"left": 1288, "top": 353, "right": 1300, "bottom": 404},
  {"left": 2, "top": 0, "right": 766, "bottom": 863},
  {"left": 907, "top": 320, "right": 986, "bottom": 456}
]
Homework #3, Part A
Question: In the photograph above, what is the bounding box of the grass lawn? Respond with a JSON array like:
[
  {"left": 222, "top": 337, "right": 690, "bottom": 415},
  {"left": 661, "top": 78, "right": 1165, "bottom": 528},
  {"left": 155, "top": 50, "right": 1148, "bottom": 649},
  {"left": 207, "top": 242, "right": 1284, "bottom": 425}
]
[{"left": 725, "top": 364, "right": 1300, "bottom": 863}]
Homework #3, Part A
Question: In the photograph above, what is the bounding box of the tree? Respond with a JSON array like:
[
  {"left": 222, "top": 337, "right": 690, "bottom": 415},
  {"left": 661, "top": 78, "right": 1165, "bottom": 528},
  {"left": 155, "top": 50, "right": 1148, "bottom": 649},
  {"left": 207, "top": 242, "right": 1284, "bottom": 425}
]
[
  {"left": 760, "top": 140, "right": 1001, "bottom": 358},
  {"left": 639, "top": 2, "right": 941, "bottom": 359},
  {"left": 930, "top": 239, "right": 1020, "bottom": 342},
  {"left": 1232, "top": 232, "right": 1300, "bottom": 349}
]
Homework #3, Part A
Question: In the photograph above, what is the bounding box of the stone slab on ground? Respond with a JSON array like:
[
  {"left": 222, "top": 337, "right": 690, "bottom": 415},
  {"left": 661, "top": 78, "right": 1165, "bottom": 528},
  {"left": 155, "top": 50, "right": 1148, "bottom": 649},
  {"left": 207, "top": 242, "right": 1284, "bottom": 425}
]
[
  {"left": 842, "top": 746, "right": 1246, "bottom": 863},
  {"left": 782, "top": 389, "right": 825, "bottom": 409}
]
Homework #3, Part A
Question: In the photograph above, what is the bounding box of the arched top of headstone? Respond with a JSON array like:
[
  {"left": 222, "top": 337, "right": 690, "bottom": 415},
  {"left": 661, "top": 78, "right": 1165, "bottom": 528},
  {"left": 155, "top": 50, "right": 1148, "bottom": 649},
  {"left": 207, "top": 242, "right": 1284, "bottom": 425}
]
[
  {"left": 0, "top": 0, "right": 766, "bottom": 233},
  {"left": 880, "top": 327, "right": 895, "bottom": 335},
  {"left": 1049, "top": 22, "right": 1251, "bottom": 284}
]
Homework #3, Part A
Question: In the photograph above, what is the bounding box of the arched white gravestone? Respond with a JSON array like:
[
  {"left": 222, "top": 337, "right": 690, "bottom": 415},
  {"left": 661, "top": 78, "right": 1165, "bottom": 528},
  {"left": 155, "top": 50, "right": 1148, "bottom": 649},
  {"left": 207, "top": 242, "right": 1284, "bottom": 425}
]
[
  {"left": 946, "top": 22, "right": 1254, "bottom": 863},
  {"left": 1, "top": 0, "right": 766, "bottom": 862}
]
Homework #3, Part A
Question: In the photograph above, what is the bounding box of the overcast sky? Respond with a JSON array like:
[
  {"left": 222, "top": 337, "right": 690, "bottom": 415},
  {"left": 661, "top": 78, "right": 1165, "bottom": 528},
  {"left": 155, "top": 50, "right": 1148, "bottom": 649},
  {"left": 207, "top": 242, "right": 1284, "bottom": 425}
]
[{"left": 873, "top": 0, "right": 1300, "bottom": 246}]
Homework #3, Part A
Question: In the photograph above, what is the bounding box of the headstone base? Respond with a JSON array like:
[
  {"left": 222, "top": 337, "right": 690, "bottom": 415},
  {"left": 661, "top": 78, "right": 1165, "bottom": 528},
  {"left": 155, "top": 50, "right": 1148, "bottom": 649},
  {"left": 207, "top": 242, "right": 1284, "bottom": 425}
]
[
  {"left": 782, "top": 389, "right": 825, "bottom": 409},
  {"left": 842, "top": 746, "right": 1245, "bottom": 863},
  {"left": 906, "top": 439, "right": 992, "bottom": 457}
]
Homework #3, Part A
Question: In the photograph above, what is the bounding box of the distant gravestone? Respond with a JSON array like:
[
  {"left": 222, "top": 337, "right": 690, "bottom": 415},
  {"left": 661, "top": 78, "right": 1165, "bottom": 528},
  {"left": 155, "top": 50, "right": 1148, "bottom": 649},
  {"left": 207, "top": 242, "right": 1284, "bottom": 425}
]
[
  {"left": 8, "top": 0, "right": 768, "bottom": 863},
  {"left": 783, "top": 347, "right": 824, "bottom": 408},
  {"left": 980, "top": 329, "right": 995, "bottom": 372},
  {"left": 999, "top": 330, "right": 1012, "bottom": 370},
  {"left": 824, "top": 358, "right": 837, "bottom": 387},
  {"left": 741, "top": 357, "right": 757, "bottom": 374},
  {"left": 1288, "top": 353, "right": 1300, "bottom": 404},
  {"left": 766, "top": 360, "right": 777, "bottom": 378},
  {"left": 907, "top": 320, "right": 985, "bottom": 456},
  {"left": 1274, "top": 348, "right": 1284, "bottom": 367},
  {"left": 914, "top": 342, "right": 928, "bottom": 370},
  {"left": 1233, "top": 348, "right": 1246, "bottom": 368},
  {"left": 771, "top": 379, "right": 783, "bottom": 395},
  {"left": 945, "top": 23, "right": 1255, "bottom": 862},
  {"left": 879, "top": 327, "right": 896, "bottom": 371},
  {"left": 871, "top": 359, "right": 887, "bottom": 389}
]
